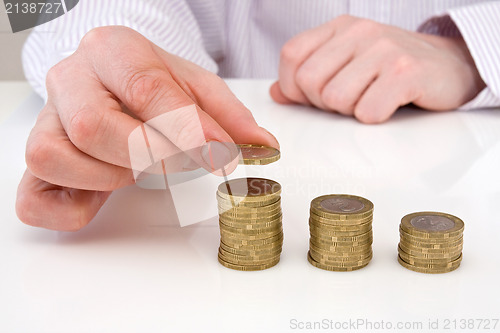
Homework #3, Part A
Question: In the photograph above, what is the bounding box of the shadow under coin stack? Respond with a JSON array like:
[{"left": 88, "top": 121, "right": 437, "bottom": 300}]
[
  {"left": 217, "top": 178, "right": 283, "bottom": 271},
  {"left": 398, "top": 212, "right": 464, "bottom": 274},
  {"left": 308, "top": 194, "right": 374, "bottom": 271}
]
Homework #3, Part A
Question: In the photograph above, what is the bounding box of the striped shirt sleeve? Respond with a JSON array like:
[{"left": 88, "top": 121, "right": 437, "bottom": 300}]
[
  {"left": 418, "top": 1, "right": 500, "bottom": 110},
  {"left": 22, "top": 0, "right": 217, "bottom": 100}
]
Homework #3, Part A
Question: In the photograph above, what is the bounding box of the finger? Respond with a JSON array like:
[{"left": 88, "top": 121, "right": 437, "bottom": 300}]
[
  {"left": 269, "top": 81, "right": 295, "bottom": 105},
  {"left": 321, "top": 51, "right": 382, "bottom": 115},
  {"left": 157, "top": 49, "right": 280, "bottom": 149},
  {"left": 81, "top": 27, "right": 238, "bottom": 173},
  {"left": 278, "top": 20, "right": 338, "bottom": 104},
  {"left": 296, "top": 36, "right": 356, "bottom": 109},
  {"left": 47, "top": 58, "right": 186, "bottom": 171},
  {"left": 354, "top": 72, "right": 419, "bottom": 124},
  {"left": 16, "top": 169, "right": 111, "bottom": 231},
  {"left": 26, "top": 105, "right": 135, "bottom": 190}
]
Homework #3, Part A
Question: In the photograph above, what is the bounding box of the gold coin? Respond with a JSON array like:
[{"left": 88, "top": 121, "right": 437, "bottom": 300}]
[
  {"left": 310, "top": 228, "right": 372, "bottom": 239},
  {"left": 218, "top": 252, "right": 280, "bottom": 265},
  {"left": 220, "top": 255, "right": 281, "bottom": 266},
  {"left": 219, "top": 218, "right": 282, "bottom": 230},
  {"left": 398, "top": 243, "right": 462, "bottom": 259},
  {"left": 309, "top": 224, "right": 372, "bottom": 238},
  {"left": 218, "top": 247, "right": 281, "bottom": 262},
  {"left": 400, "top": 212, "right": 464, "bottom": 239},
  {"left": 309, "top": 248, "right": 373, "bottom": 263},
  {"left": 399, "top": 228, "right": 463, "bottom": 244},
  {"left": 309, "top": 212, "right": 373, "bottom": 226},
  {"left": 221, "top": 229, "right": 283, "bottom": 245},
  {"left": 217, "top": 195, "right": 281, "bottom": 209},
  {"left": 307, "top": 252, "right": 370, "bottom": 272},
  {"left": 237, "top": 144, "right": 280, "bottom": 165},
  {"left": 220, "top": 211, "right": 282, "bottom": 224},
  {"left": 397, "top": 255, "right": 461, "bottom": 274},
  {"left": 400, "top": 235, "right": 463, "bottom": 249},
  {"left": 220, "top": 231, "right": 283, "bottom": 242},
  {"left": 309, "top": 218, "right": 372, "bottom": 232},
  {"left": 218, "top": 254, "right": 280, "bottom": 271},
  {"left": 398, "top": 248, "right": 461, "bottom": 266},
  {"left": 221, "top": 233, "right": 283, "bottom": 247},
  {"left": 220, "top": 241, "right": 282, "bottom": 256},
  {"left": 219, "top": 206, "right": 282, "bottom": 219},
  {"left": 309, "top": 234, "right": 373, "bottom": 248},
  {"left": 310, "top": 251, "right": 373, "bottom": 267},
  {"left": 309, "top": 240, "right": 372, "bottom": 254},
  {"left": 220, "top": 221, "right": 282, "bottom": 235},
  {"left": 398, "top": 241, "right": 463, "bottom": 254},
  {"left": 217, "top": 178, "right": 281, "bottom": 201},
  {"left": 309, "top": 229, "right": 372, "bottom": 242},
  {"left": 217, "top": 196, "right": 281, "bottom": 210},
  {"left": 218, "top": 198, "right": 281, "bottom": 211},
  {"left": 310, "top": 194, "right": 374, "bottom": 220},
  {"left": 220, "top": 211, "right": 282, "bottom": 223},
  {"left": 401, "top": 254, "right": 462, "bottom": 269},
  {"left": 220, "top": 243, "right": 283, "bottom": 255}
]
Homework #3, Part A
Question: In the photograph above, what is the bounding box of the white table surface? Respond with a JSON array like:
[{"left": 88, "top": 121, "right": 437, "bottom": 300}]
[{"left": 1, "top": 79, "right": 500, "bottom": 333}]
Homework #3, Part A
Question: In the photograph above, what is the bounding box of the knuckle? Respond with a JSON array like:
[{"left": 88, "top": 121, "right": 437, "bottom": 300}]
[
  {"left": 123, "top": 69, "right": 165, "bottom": 109},
  {"left": 337, "top": 14, "right": 355, "bottom": 22},
  {"left": 80, "top": 26, "right": 140, "bottom": 59},
  {"left": 80, "top": 26, "right": 120, "bottom": 50},
  {"left": 45, "top": 59, "right": 70, "bottom": 92},
  {"left": 170, "top": 110, "right": 203, "bottom": 148},
  {"left": 25, "top": 132, "right": 52, "bottom": 178},
  {"left": 349, "top": 19, "right": 380, "bottom": 36},
  {"left": 321, "top": 87, "right": 349, "bottom": 111},
  {"left": 66, "top": 105, "right": 102, "bottom": 152},
  {"left": 333, "top": 14, "right": 357, "bottom": 26},
  {"left": 295, "top": 66, "right": 317, "bottom": 89},
  {"left": 189, "top": 70, "right": 222, "bottom": 96},
  {"left": 280, "top": 40, "right": 300, "bottom": 65},
  {"left": 373, "top": 37, "right": 397, "bottom": 52},
  {"left": 392, "top": 54, "right": 418, "bottom": 75}
]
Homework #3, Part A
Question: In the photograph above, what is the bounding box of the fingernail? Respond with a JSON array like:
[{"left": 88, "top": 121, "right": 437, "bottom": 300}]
[{"left": 201, "top": 141, "right": 238, "bottom": 171}]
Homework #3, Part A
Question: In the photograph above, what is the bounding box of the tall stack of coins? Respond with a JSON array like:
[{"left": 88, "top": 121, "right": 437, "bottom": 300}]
[
  {"left": 217, "top": 178, "right": 283, "bottom": 271},
  {"left": 398, "top": 212, "right": 464, "bottom": 274},
  {"left": 307, "top": 194, "right": 374, "bottom": 271}
]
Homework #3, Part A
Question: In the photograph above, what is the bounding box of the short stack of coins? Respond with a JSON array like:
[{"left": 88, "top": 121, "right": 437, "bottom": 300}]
[
  {"left": 398, "top": 212, "right": 464, "bottom": 274},
  {"left": 307, "top": 194, "right": 374, "bottom": 271},
  {"left": 217, "top": 177, "right": 283, "bottom": 271}
]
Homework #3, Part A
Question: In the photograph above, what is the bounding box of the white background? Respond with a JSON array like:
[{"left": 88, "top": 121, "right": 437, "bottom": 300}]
[{"left": 1, "top": 80, "right": 499, "bottom": 333}]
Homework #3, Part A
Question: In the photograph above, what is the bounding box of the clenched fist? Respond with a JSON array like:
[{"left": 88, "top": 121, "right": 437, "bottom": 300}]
[{"left": 271, "top": 15, "right": 485, "bottom": 123}]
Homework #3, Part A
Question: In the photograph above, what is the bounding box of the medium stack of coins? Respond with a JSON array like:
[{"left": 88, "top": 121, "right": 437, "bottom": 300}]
[
  {"left": 307, "top": 194, "right": 374, "bottom": 271},
  {"left": 398, "top": 212, "right": 464, "bottom": 274},
  {"left": 217, "top": 178, "right": 283, "bottom": 271}
]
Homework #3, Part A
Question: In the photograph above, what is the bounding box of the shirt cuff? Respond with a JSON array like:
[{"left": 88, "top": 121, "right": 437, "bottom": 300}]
[{"left": 417, "top": 2, "right": 500, "bottom": 110}]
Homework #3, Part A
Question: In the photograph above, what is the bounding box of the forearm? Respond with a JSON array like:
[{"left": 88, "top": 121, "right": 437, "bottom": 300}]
[{"left": 22, "top": 0, "right": 217, "bottom": 100}]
